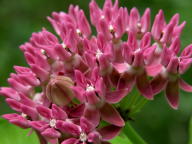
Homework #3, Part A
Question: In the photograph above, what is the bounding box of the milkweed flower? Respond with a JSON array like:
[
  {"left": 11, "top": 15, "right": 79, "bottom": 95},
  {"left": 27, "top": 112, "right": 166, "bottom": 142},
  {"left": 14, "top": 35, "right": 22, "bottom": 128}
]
[{"left": 1, "top": 0, "right": 192, "bottom": 143}]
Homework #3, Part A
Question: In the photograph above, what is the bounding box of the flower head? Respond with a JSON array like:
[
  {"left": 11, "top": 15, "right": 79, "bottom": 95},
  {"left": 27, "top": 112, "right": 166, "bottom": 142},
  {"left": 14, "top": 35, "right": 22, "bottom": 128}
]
[{"left": 1, "top": 0, "right": 192, "bottom": 143}]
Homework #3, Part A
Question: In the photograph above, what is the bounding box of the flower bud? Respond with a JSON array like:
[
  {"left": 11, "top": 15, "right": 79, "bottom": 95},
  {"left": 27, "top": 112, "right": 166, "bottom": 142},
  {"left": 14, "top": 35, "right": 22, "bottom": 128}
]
[{"left": 46, "top": 76, "right": 74, "bottom": 106}]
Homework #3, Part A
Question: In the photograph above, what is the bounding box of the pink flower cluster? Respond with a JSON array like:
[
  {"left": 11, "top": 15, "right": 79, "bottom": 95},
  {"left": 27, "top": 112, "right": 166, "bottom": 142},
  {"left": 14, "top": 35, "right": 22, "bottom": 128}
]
[{"left": 1, "top": 0, "right": 192, "bottom": 144}]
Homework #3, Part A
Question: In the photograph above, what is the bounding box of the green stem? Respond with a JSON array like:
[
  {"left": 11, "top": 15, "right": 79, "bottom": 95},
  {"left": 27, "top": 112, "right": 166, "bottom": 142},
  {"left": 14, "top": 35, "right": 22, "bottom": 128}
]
[
  {"left": 130, "top": 97, "right": 148, "bottom": 115},
  {"left": 120, "top": 87, "right": 140, "bottom": 111},
  {"left": 188, "top": 117, "right": 192, "bottom": 144},
  {"left": 123, "top": 122, "right": 147, "bottom": 144}
]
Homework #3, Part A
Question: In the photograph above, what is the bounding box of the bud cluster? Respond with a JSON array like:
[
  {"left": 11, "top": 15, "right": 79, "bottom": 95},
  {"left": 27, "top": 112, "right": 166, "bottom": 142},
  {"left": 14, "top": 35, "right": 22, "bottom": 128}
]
[{"left": 1, "top": 0, "right": 192, "bottom": 144}]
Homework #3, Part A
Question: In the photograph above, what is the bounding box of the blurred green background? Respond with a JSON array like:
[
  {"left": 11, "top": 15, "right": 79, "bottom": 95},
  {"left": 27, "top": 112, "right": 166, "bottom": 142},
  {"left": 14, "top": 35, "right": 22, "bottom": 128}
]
[{"left": 0, "top": 0, "right": 192, "bottom": 144}]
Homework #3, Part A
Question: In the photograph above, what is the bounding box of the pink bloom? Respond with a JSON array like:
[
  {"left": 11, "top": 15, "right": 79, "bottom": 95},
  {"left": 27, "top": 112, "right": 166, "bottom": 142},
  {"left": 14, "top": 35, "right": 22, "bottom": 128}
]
[
  {"left": 113, "top": 32, "right": 154, "bottom": 99},
  {"left": 147, "top": 44, "right": 192, "bottom": 109},
  {"left": 30, "top": 104, "right": 68, "bottom": 144},
  {"left": 73, "top": 68, "right": 126, "bottom": 127},
  {"left": 58, "top": 117, "right": 122, "bottom": 144},
  {"left": 0, "top": 0, "right": 192, "bottom": 144}
]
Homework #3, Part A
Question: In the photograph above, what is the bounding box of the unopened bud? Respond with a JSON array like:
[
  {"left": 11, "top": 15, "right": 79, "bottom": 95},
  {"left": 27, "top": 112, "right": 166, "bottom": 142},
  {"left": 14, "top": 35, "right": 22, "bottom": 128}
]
[{"left": 46, "top": 76, "right": 74, "bottom": 106}]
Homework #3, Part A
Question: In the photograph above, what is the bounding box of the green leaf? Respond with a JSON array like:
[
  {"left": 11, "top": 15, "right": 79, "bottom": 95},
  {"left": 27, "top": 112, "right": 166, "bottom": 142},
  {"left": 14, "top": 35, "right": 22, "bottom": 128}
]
[
  {"left": 110, "top": 135, "right": 133, "bottom": 144},
  {"left": 0, "top": 118, "right": 39, "bottom": 144}
]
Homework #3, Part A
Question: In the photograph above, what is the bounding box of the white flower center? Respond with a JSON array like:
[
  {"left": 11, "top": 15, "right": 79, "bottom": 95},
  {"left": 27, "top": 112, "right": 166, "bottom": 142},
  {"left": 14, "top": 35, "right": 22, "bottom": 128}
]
[
  {"left": 80, "top": 132, "right": 87, "bottom": 142},
  {"left": 76, "top": 29, "right": 82, "bottom": 35},
  {"left": 61, "top": 42, "right": 67, "bottom": 49},
  {"left": 100, "top": 15, "right": 105, "bottom": 19},
  {"left": 154, "top": 43, "right": 162, "bottom": 54},
  {"left": 49, "top": 119, "right": 57, "bottom": 128},
  {"left": 109, "top": 24, "right": 114, "bottom": 32},
  {"left": 96, "top": 49, "right": 103, "bottom": 59},
  {"left": 161, "top": 66, "right": 168, "bottom": 78},
  {"left": 40, "top": 49, "right": 46, "bottom": 55},
  {"left": 134, "top": 48, "right": 141, "bottom": 53},
  {"left": 21, "top": 113, "right": 27, "bottom": 118},
  {"left": 137, "top": 22, "right": 141, "bottom": 29},
  {"left": 86, "top": 84, "right": 95, "bottom": 92}
]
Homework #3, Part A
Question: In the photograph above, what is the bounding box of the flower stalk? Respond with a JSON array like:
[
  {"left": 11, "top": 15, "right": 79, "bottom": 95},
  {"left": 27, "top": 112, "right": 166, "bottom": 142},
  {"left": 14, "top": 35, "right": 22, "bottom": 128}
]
[{"left": 123, "top": 122, "right": 147, "bottom": 144}]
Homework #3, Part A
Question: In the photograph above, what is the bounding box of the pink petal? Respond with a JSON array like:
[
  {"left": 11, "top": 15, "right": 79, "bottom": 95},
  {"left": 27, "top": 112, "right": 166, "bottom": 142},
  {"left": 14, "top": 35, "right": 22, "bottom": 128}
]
[
  {"left": 169, "top": 36, "right": 180, "bottom": 54},
  {"left": 2, "top": 113, "right": 19, "bottom": 120},
  {"left": 160, "top": 20, "right": 175, "bottom": 43},
  {"left": 3, "top": 114, "right": 29, "bottom": 129},
  {"left": 65, "top": 29, "right": 78, "bottom": 53},
  {"left": 105, "top": 89, "right": 129, "bottom": 103},
  {"left": 103, "top": 6, "right": 112, "bottom": 23},
  {"left": 84, "top": 107, "right": 100, "bottom": 127},
  {"left": 74, "top": 70, "right": 86, "bottom": 88},
  {"left": 113, "top": 63, "right": 129, "bottom": 74},
  {"left": 179, "top": 79, "right": 192, "bottom": 92},
  {"left": 151, "top": 75, "right": 167, "bottom": 94},
  {"left": 140, "top": 32, "right": 151, "bottom": 49},
  {"left": 122, "top": 43, "right": 133, "bottom": 64},
  {"left": 29, "top": 121, "right": 49, "bottom": 132},
  {"left": 145, "top": 64, "right": 163, "bottom": 77},
  {"left": 69, "top": 104, "right": 85, "bottom": 118},
  {"left": 114, "top": 8, "right": 125, "bottom": 38},
  {"left": 89, "top": 0, "right": 101, "bottom": 26},
  {"left": 161, "top": 47, "right": 173, "bottom": 66},
  {"left": 179, "top": 58, "right": 192, "bottom": 74},
  {"left": 141, "top": 8, "right": 151, "bottom": 33},
  {"left": 56, "top": 121, "right": 80, "bottom": 136},
  {"left": 136, "top": 72, "right": 153, "bottom": 99},
  {"left": 127, "top": 31, "right": 138, "bottom": 51},
  {"left": 166, "top": 57, "right": 179, "bottom": 74},
  {"left": 98, "top": 55, "right": 111, "bottom": 76},
  {"left": 86, "top": 91, "right": 100, "bottom": 105},
  {"left": 165, "top": 80, "right": 179, "bottom": 109},
  {"left": 129, "top": 8, "right": 140, "bottom": 33},
  {"left": 173, "top": 21, "right": 186, "bottom": 38},
  {"left": 6, "top": 98, "right": 21, "bottom": 112},
  {"left": 143, "top": 45, "right": 157, "bottom": 65},
  {"left": 8, "top": 78, "right": 30, "bottom": 95},
  {"left": 0, "top": 87, "right": 20, "bottom": 100},
  {"left": 72, "top": 86, "right": 85, "bottom": 102},
  {"left": 36, "top": 106, "right": 52, "bottom": 119},
  {"left": 10, "top": 118, "right": 29, "bottom": 129},
  {"left": 41, "top": 128, "right": 61, "bottom": 139},
  {"left": 98, "top": 18, "right": 112, "bottom": 40},
  {"left": 79, "top": 11, "right": 91, "bottom": 37},
  {"left": 117, "top": 72, "right": 135, "bottom": 90},
  {"left": 181, "top": 44, "right": 192, "bottom": 58},
  {"left": 103, "top": 0, "right": 112, "bottom": 10},
  {"left": 151, "top": 10, "right": 165, "bottom": 40},
  {"left": 80, "top": 117, "right": 94, "bottom": 133},
  {"left": 95, "top": 77, "right": 106, "bottom": 97},
  {"left": 19, "top": 93, "right": 35, "bottom": 107},
  {"left": 55, "top": 44, "right": 71, "bottom": 61},
  {"left": 14, "top": 66, "right": 31, "bottom": 73},
  {"left": 52, "top": 104, "right": 67, "bottom": 120},
  {"left": 21, "top": 105, "right": 38, "bottom": 120},
  {"left": 84, "top": 52, "right": 95, "bottom": 68},
  {"left": 46, "top": 138, "right": 58, "bottom": 144},
  {"left": 61, "top": 138, "right": 78, "bottom": 144},
  {"left": 132, "top": 50, "right": 144, "bottom": 67},
  {"left": 31, "top": 64, "right": 49, "bottom": 82},
  {"left": 98, "top": 125, "right": 122, "bottom": 141},
  {"left": 100, "top": 103, "right": 124, "bottom": 127},
  {"left": 88, "top": 131, "right": 101, "bottom": 143}
]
